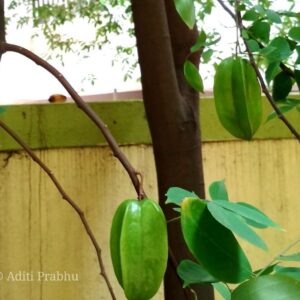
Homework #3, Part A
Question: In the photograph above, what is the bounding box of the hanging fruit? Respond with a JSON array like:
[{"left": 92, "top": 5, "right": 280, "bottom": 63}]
[
  {"left": 213, "top": 57, "right": 262, "bottom": 140},
  {"left": 110, "top": 198, "right": 168, "bottom": 300}
]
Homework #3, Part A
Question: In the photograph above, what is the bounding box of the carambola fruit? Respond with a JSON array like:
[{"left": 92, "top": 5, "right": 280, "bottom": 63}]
[
  {"left": 213, "top": 57, "right": 262, "bottom": 140},
  {"left": 110, "top": 199, "right": 168, "bottom": 300}
]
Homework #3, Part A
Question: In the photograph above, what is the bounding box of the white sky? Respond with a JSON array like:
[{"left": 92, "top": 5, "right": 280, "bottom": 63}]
[{"left": 0, "top": 1, "right": 298, "bottom": 104}]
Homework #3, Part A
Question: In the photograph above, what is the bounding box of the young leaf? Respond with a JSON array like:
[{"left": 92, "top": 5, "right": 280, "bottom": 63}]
[
  {"left": 213, "top": 200, "right": 282, "bottom": 230},
  {"left": 181, "top": 198, "right": 252, "bottom": 283},
  {"left": 232, "top": 274, "right": 300, "bottom": 300},
  {"left": 177, "top": 260, "right": 217, "bottom": 287},
  {"left": 207, "top": 202, "right": 268, "bottom": 250},
  {"left": 272, "top": 72, "right": 294, "bottom": 101},
  {"left": 274, "top": 266, "right": 300, "bottom": 281},
  {"left": 184, "top": 60, "right": 204, "bottom": 92},
  {"left": 277, "top": 252, "right": 300, "bottom": 262},
  {"left": 165, "top": 187, "right": 198, "bottom": 206},
  {"left": 174, "top": 0, "right": 196, "bottom": 29},
  {"left": 209, "top": 180, "right": 229, "bottom": 201},
  {"left": 212, "top": 282, "right": 231, "bottom": 300}
]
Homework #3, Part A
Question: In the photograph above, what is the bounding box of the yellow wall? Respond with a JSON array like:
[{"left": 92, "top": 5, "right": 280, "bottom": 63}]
[{"left": 0, "top": 139, "right": 299, "bottom": 299}]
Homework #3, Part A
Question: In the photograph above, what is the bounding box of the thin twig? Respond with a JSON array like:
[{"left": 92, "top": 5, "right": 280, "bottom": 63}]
[
  {"left": 0, "top": 119, "right": 117, "bottom": 300},
  {"left": 256, "top": 236, "right": 300, "bottom": 277},
  {"left": 0, "top": 42, "right": 146, "bottom": 199},
  {"left": 217, "top": 0, "right": 300, "bottom": 141}
]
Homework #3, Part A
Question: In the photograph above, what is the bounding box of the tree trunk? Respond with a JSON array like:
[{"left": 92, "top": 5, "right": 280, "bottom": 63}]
[{"left": 131, "top": 1, "right": 213, "bottom": 299}]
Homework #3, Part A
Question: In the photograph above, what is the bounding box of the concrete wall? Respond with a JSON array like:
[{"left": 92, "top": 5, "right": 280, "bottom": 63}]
[{"left": 0, "top": 100, "right": 299, "bottom": 299}]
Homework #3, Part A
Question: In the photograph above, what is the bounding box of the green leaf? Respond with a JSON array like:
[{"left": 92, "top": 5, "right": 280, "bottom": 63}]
[
  {"left": 289, "top": 27, "right": 300, "bottom": 42},
  {"left": 232, "top": 274, "right": 300, "bottom": 300},
  {"left": 214, "top": 200, "right": 282, "bottom": 230},
  {"left": 254, "top": 264, "right": 277, "bottom": 276},
  {"left": 296, "top": 47, "right": 300, "bottom": 65},
  {"left": 209, "top": 180, "right": 229, "bottom": 201},
  {"left": 274, "top": 266, "right": 300, "bottom": 281},
  {"left": 260, "top": 37, "right": 292, "bottom": 62},
  {"left": 265, "top": 61, "right": 280, "bottom": 84},
  {"left": 266, "top": 105, "right": 296, "bottom": 123},
  {"left": 212, "top": 282, "right": 231, "bottom": 300},
  {"left": 202, "top": 49, "right": 213, "bottom": 63},
  {"left": 0, "top": 107, "right": 7, "bottom": 114},
  {"left": 249, "top": 20, "right": 270, "bottom": 43},
  {"left": 174, "top": 0, "right": 196, "bottom": 29},
  {"left": 295, "top": 69, "right": 300, "bottom": 90},
  {"left": 277, "top": 252, "right": 300, "bottom": 262},
  {"left": 272, "top": 72, "right": 294, "bottom": 101},
  {"left": 207, "top": 202, "right": 268, "bottom": 250},
  {"left": 243, "top": 9, "right": 260, "bottom": 21},
  {"left": 181, "top": 198, "right": 252, "bottom": 283},
  {"left": 184, "top": 60, "right": 204, "bottom": 92},
  {"left": 265, "top": 9, "right": 281, "bottom": 24},
  {"left": 246, "top": 39, "right": 260, "bottom": 52},
  {"left": 236, "top": 203, "right": 269, "bottom": 229},
  {"left": 177, "top": 260, "right": 217, "bottom": 287},
  {"left": 191, "top": 31, "right": 207, "bottom": 53},
  {"left": 165, "top": 187, "right": 198, "bottom": 206}
]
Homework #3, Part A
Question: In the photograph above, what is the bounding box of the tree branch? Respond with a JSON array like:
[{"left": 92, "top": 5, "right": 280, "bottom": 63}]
[
  {"left": 0, "top": 42, "right": 146, "bottom": 199},
  {"left": 0, "top": 119, "right": 116, "bottom": 300},
  {"left": 217, "top": 0, "right": 300, "bottom": 141}
]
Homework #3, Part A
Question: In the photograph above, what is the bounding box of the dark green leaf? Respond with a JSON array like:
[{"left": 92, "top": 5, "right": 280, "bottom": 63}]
[
  {"left": 232, "top": 274, "right": 300, "bottom": 300},
  {"left": 184, "top": 60, "right": 204, "bottom": 92},
  {"left": 277, "top": 252, "right": 300, "bottom": 262},
  {"left": 265, "top": 62, "right": 280, "bottom": 84},
  {"left": 249, "top": 20, "right": 270, "bottom": 43},
  {"left": 181, "top": 198, "right": 252, "bottom": 283},
  {"left": 174, "top": 0, "right": 196, "bottom": 29},
  {"left": 207, "top": 202, "right": 268, "bottom": 250},
  {"left": 272, "top": 72, "right": 294, "bottom": 101},
  {"left": 165, "top": 187, "right": 198, "bottom": 206},
  {"left": 274, "top": 266, "right": 300, "bottom": 281},
  {"left": 209, "top": 180, "right": 229, "bottom": 201},
  {"left": 260, "top": 37, "right": 292, "bottom": 62},
  {"left": 243, "top": 9, "right": 260, "bottom": 21},
  {"left": 212, "top": 282, "right": 231, "bottom": 300},
  {"left": 289, "top": 27, "right": 300, "bottom": 42},
  {"left": 265, "top": 9, "right": 281, "bottom": 24},
  {"left": 177, "top": 260, "right": 217, "bottom": 287}
]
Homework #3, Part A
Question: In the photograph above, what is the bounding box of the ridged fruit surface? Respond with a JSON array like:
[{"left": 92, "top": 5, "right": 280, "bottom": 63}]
[
  {"left": 213, "top": 57, "right": 262, "bottom": 140},
  {"left": 110, "top": 199, "right": 168, "bottom": 300}
]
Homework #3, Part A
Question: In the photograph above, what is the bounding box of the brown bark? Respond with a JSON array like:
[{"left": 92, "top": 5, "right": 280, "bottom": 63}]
[{"left": 131, "top": 0, "right": 213, "bottom": 299}]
